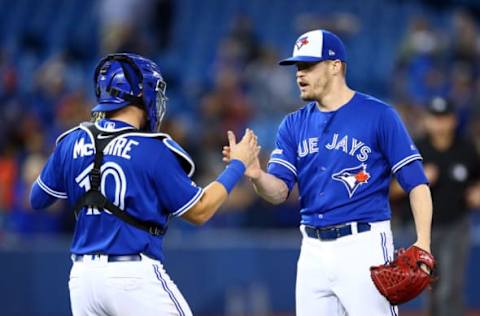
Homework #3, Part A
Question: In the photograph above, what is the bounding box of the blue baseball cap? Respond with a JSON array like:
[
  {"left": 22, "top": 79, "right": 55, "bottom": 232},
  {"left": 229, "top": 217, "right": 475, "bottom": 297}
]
[{"left": 279, "top": 29, "right": 347, "bottom": 66}]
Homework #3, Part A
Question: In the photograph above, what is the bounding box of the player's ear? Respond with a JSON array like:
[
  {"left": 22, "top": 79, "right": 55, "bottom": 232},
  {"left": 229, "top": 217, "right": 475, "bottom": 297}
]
[
  {"left": 341, "top": 62, "right": 347, "bottom": 77},
  {"left": 330, "top": 60, "right": 343, "bottom": 76}
]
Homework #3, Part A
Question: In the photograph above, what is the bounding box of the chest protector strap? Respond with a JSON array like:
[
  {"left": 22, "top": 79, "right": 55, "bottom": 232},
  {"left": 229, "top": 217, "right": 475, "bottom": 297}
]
[{"left": 72, "top": 123, "right": 166, "bottom": 237}]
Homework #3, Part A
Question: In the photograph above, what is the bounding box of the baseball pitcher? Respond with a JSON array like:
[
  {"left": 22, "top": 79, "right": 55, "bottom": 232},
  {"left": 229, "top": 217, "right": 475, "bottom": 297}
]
[{"left": 224, "top": 30, "right": 435, "bottom": 315}]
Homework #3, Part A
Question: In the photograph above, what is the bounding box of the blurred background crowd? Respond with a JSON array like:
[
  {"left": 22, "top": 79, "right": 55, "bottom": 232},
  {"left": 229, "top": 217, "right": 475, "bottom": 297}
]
[
  {"left": 1, "top": 0, "right": 480, "bottom": 234},
  {"left": 1, "top": 0, "right": 480, "bottom": 314}
]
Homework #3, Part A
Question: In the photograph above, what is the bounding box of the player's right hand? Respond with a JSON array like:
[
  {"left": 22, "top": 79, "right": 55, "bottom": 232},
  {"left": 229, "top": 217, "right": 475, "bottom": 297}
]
[
  {"left": 223, "top": 129, "right": 260, "bottom": 173},
  {"left": 244, "top": 153, "right": 262, "bottom": 180}
]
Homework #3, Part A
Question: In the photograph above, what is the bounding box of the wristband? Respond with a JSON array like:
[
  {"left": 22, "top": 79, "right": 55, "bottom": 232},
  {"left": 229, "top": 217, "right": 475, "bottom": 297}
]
[{"left": 216, "top": 159, "right": 246, "bottom": 193}]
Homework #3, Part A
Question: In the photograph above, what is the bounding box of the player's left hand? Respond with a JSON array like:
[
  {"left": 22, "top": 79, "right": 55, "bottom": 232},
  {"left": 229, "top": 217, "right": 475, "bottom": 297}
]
[
  {"left": 412, "top": 241, "right": 432, "bottom": 274},
  {"left": 412, "top": 241, "right": 431, "bottom": 254},
  {"left": 225, "top": 129, "right": 261, "bottom": 170},
  {"left": 370, "top": 245, "right": 436, "bottom": 305},
  {"left": 223, "top": 130, "right": 262, "bottom": 178},
  {"left": 413, "top": 240, "right": 431, "bottom": 252}
]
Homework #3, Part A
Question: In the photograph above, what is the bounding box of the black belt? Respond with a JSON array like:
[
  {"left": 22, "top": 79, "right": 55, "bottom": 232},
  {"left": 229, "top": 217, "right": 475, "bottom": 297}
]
[
  {"left": 72, "top": 254, "right": 142, "bottom": 262},
  {"left": 305, "top": 222, "right": 371, "bottom": 241}
]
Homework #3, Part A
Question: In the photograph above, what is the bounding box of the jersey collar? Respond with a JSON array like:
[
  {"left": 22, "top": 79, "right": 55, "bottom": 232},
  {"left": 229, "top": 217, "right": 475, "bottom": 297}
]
[
  {"left": 96, "top": 119, "right": 137, "bottom": 131},
  {"left": 313, "top": 91, "right": 358, "bottom": 113}
]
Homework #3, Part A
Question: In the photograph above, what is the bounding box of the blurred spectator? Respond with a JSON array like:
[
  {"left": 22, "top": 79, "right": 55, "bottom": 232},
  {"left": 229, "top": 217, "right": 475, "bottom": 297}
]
[
  {"left": 244, "top": 46, "right": 297, "bottom": 150},
  {"left": 209, "top": 15, "right": 262, "bottom": 85},
  {"left": 29, "top": 54, "right": 69, "bottom": 126},
  {"left": 245, "top": 47, "right": 296, "bottom": 113},
  {"left": 393, "top": 16, "right": 448, "bottom": 105},
  {"left": 8, "top": 153, "right": 70, "bottom": 234},
  {"left": 54, "top": 91, "right": 91, "bottom": 132},
  {"left": 99, "top": 0, "right": 153, "bottom": 54},
  {"left": 393, "top": 96, "right": 480, "bottom": 316},
  {"left": 147, "top": 0, "right": 175, "bottom": 52},
  {"left": 449, "top": 9, "right": 480, "bottom": 68},
  {"left": 199, "top": 66, "right": 253, "bottom": 147},
  {"left": 294, "top": 12, "right": 361, "bottom": 36},
  {"left": 448, "top": 61, "right": 476, "bottom": 136},
  {"left": 0, "top": 144, "right": 18, "bottom": 214},
  {"left": 227, "top": 15, "right": 261, "bottom": 66},
  {"left": 421, "top": 97, "right": 480, "bottom": 316},
  {"left": 470, "top": 86, "right": 480, "bottom": 154},
  {"left": 392, "top": 101, "right": 426, "bottom": 139},
  {"left": 17, "top": 114, "right": 46, "bottom": 156}
]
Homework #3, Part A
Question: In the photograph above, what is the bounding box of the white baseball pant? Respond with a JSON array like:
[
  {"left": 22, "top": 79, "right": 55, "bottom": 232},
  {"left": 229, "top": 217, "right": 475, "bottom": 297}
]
[
  {"left": 69, "top": 254, "right": 192, "bottom": 316},
  {"left": 296, "top": 221, "right": 399, "bottom": 316}
]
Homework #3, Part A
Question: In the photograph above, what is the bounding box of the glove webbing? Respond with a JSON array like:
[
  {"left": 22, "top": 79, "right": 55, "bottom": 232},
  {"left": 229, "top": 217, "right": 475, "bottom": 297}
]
[{"left": 72, "top": 123, "right": 167, "bottom": 237}]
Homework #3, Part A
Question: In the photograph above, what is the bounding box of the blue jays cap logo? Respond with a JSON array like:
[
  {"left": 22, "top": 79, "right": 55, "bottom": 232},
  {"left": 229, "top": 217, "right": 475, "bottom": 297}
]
[
  {"left": 295, "top": 36, "right": 309, "bottom": 50},
  {"left": 332, "top": 164, "right": 370, "bottom": 198}
]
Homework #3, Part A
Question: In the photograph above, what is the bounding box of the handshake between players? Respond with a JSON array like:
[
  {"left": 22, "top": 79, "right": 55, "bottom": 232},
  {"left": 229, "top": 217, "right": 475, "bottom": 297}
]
[{"left": 223, "top": 129, "right": 261, "bottom": 176}]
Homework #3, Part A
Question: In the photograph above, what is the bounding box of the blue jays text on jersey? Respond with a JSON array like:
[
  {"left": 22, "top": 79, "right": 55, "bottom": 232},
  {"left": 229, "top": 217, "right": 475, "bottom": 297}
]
[
  {"left": 32, "top": 119, "right": 203, "bottom": 261},
  {"left": 267, "top": 92, "right": 422, "bottom": 227}
]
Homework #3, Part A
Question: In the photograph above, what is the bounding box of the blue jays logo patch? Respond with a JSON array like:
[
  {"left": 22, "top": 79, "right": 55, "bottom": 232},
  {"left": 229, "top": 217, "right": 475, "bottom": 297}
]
[
  {"left": 295, "top": 36, "right": 309, "bottom": 50},
  {"left": 332, "top": 164, "right": 370, "bottom": 198}
]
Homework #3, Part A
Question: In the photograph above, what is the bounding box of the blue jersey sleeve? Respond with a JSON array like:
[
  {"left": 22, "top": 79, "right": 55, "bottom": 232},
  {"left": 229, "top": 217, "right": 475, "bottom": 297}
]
[
  {"left": 379, "top": 107, "right": 422, "bottom": 174},
  {"left": 394, "top": 160, "right": 429, "bottom": 192},
  {"left": 153, "top": 145, "right": 203, "bottom": 217},
  {"left": 30, "top": 181, "right": 58, "bottom": 209},
  {"left": 34, "top": 145, "right": 68, "bottom": 201},
  {"left": 267, "top": 116, "right": 297, "bottom": 191}
]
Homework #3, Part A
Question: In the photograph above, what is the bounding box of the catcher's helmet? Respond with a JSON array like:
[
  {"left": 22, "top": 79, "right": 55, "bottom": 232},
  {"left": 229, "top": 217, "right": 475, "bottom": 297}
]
[{"left": 92, "top": 53, "right": 167, "bottom": 132}]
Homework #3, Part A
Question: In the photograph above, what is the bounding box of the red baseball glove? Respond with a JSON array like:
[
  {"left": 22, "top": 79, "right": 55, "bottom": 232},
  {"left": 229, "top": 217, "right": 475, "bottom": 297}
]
[{"left": 370, "top": 245, "right": 436, "bottom": 305}]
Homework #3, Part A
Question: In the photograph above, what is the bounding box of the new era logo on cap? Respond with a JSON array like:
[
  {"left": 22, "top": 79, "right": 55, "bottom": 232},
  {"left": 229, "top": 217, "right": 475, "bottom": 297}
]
[{"left": 279, "top": 29, "right": 347, "bottom": 65}]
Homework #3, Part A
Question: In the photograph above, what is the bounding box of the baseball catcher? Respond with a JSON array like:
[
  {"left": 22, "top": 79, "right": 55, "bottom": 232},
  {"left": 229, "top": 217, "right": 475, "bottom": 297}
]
[{"left": 370, "top": 245, "right": 436, "bottom": 305}]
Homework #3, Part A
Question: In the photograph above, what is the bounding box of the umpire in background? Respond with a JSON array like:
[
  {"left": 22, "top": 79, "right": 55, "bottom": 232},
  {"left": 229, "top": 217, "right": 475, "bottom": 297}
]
[{"left": 419, "top": 96, "right": 480, "bottom": 316}]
